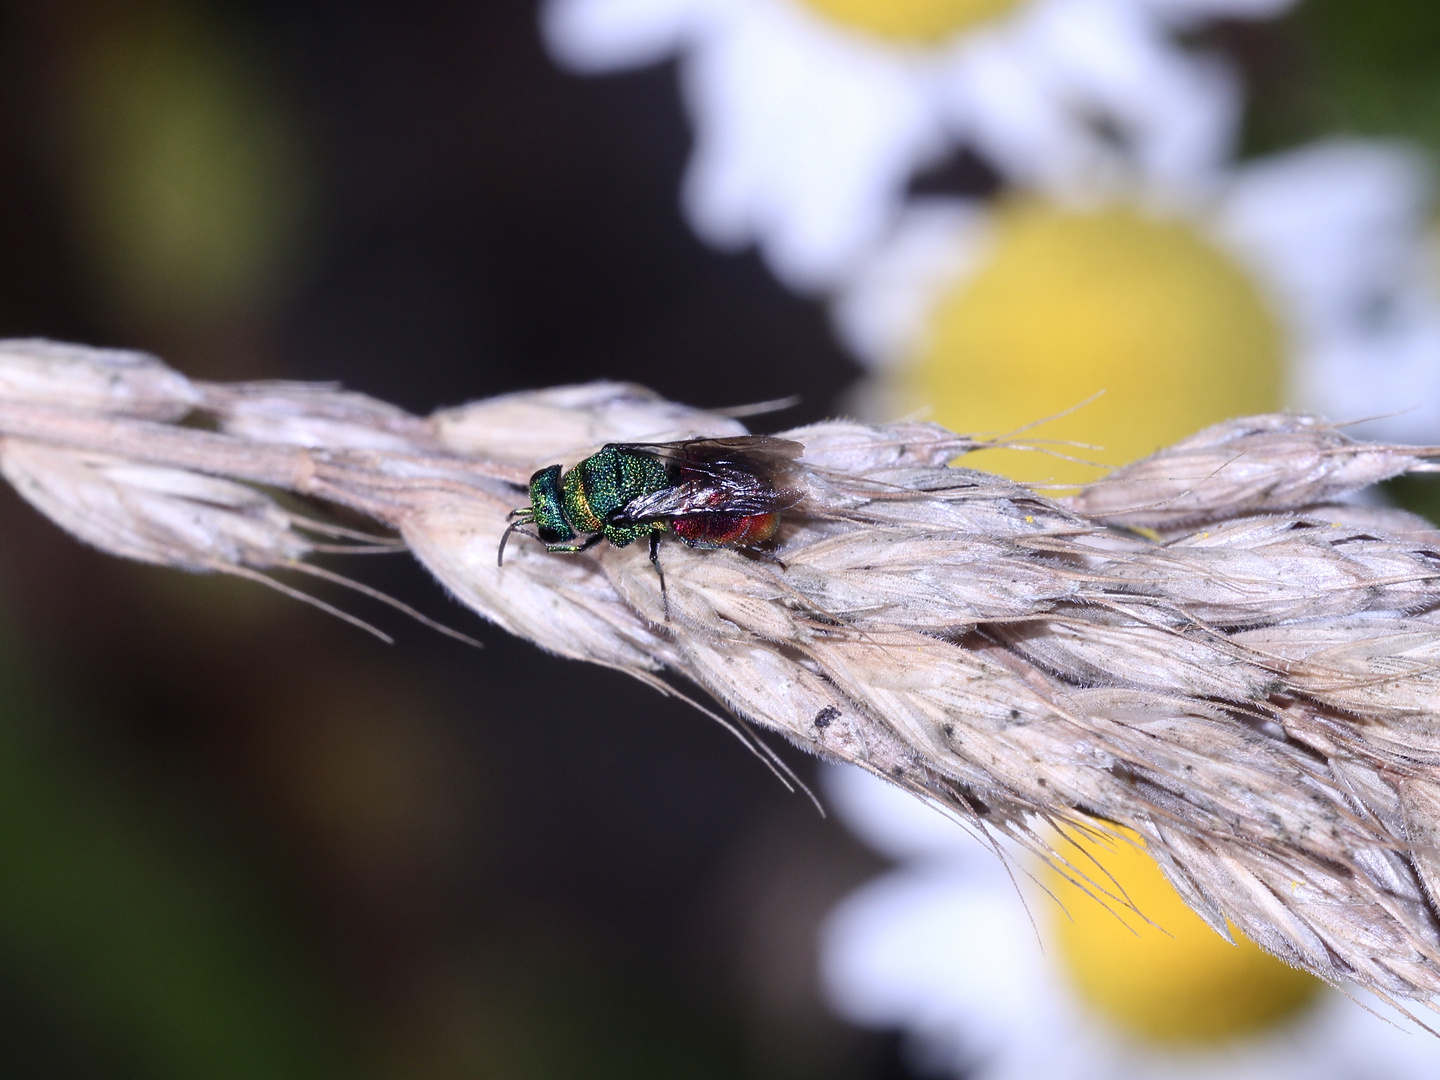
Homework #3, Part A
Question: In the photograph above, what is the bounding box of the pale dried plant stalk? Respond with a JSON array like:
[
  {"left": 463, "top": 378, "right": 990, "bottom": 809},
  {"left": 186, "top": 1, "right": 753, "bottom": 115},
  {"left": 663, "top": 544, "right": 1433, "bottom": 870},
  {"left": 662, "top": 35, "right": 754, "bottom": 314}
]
[{"left": 5, "top": 340, "right": 1440, "bottom": 1018}]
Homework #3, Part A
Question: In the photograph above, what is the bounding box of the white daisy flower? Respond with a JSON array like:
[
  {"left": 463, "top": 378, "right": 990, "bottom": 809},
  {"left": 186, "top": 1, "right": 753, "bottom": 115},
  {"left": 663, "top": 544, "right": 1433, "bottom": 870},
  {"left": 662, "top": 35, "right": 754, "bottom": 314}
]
[
  {"left": 832, "top": 138, "right": 1440, "bottom": 479},
  {"left": 820, "top": 764, "right": 1440, "bottom": 1080},
  {"left": 541, "top": 0, "right": 1293, "bottom": 290}
]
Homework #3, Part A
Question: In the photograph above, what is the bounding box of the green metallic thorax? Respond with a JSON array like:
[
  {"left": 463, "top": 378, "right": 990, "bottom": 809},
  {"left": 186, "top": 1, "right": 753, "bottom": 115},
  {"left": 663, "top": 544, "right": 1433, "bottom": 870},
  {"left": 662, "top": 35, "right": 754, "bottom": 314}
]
[
  {"left": 564, "top": 445, "right": 670, "bottom": 547},
  {"left": 523, "top": 445, "right": 670, "bottom": 552}
]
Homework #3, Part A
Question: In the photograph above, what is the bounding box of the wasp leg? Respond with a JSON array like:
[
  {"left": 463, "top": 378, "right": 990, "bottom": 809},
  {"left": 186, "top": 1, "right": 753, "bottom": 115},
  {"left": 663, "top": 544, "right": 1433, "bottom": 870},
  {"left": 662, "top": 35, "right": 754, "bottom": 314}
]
[
  {"left": 649, "top": 532, "right": 669, "bottom": 620},
  {"left": 546, "top": 533, "right": 607, "bottom": 555}
]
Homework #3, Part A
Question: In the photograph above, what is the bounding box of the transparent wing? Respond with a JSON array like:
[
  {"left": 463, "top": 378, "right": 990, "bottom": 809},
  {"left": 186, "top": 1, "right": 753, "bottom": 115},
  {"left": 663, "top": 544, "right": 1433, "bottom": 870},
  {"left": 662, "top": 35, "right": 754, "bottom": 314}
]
[
  {"left": 606, "top": 436, "right": 804, "bottom": 524},
  {"left": 616, "top": 473, "right": 796, "bottom": 521}
]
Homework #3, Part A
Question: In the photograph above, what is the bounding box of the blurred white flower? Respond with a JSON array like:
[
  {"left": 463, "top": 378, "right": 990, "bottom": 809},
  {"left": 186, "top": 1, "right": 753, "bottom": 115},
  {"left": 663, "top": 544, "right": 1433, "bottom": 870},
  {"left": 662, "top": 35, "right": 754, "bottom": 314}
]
[
  {"left": 821, "top": 764, "right": 1440, "bottom": 1080},
  {"left": 834, "top": 139, "right": 1440, "bottom": 465},
  {"left": 542, "top": 0, "right": 1293, "bottom": 290},
  {"left": 1216, "top": 142, "right": 1440, "bottom": 443}
]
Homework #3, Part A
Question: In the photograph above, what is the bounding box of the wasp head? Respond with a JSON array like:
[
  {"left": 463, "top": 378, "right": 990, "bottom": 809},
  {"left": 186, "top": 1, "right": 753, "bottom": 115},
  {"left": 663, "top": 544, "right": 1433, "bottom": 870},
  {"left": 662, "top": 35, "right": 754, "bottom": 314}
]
[
  {"left": 526, "top": 464, "right": 575, "bottom": 545},
  {"left": 498, "top": 464, "right": 579, "bottom": 568}
]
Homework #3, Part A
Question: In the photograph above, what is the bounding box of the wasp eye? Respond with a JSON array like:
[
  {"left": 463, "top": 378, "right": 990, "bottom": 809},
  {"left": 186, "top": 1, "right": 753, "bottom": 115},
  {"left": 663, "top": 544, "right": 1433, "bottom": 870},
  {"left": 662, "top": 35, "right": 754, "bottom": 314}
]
[{"left": 537, "top": 526, "right": 566, "bottom": 544}]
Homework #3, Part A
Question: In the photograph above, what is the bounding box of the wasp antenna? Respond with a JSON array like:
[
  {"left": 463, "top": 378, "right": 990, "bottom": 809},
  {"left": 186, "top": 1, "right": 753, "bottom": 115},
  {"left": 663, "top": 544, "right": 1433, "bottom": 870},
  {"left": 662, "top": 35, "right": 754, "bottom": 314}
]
[{"left": 497, "top": 520, "right": 528, "bottom": 567}]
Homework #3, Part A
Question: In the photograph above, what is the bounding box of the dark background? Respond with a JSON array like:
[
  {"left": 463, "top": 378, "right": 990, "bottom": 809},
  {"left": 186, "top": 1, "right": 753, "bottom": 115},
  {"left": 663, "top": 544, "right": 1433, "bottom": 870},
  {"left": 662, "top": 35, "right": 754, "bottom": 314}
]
[{"left": 0, "top": 1, "right": 1434, "bottom": 1077}]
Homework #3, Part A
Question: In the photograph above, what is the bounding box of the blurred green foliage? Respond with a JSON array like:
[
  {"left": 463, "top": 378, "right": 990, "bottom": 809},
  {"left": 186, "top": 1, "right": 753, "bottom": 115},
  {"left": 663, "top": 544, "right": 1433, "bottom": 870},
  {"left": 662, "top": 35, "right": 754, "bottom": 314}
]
[
  {"left": 0, "top": 627, "right": 356, "bottom": 1080},
  {"left": 436, "top": 945, "right": 744, "bottom": 1080},
  {"left": 59, "top": 5, "right": 308, "bottom": 336},
  {"left": 1385, "top": 475, "right": 1440, "bottom": 528},
  {"left": 1246, "top": 0, "right": 1440, "bottom": 159}
]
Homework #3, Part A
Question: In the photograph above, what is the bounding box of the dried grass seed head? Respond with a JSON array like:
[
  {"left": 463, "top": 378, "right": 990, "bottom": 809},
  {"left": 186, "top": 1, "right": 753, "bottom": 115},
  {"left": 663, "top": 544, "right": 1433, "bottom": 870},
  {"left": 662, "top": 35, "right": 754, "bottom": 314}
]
[{"left": 5, "top": 342, "right": 1440, "bottom": 1013}]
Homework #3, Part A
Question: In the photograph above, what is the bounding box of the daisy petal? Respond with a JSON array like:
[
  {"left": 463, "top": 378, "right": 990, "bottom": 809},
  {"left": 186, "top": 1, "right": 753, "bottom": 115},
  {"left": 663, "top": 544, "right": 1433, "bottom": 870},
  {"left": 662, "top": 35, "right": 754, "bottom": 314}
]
[
  {"left": 823, "top": 763, "right": 1009, "bottom": 865},
  {"left": 1214, "top": 140, "right": 1440, "bottom": 439},
  {"left": 821, "top": 866, "right": 1056, "bottom": 1074},
  {"left": 542, "top": 0, "right": 710, "bottom": 72},
  {"left": 1299, "top": 329, "right": 1440, "bottom": 442},
  {"left": 1217, "top": 140, "right": 1434, "bottom": 341},
  {"left": 678, "top": 0, "right": 947, "bottom": 289},
  {"left": 942, "top": 0, "right": 1240, "bottom": 195}
]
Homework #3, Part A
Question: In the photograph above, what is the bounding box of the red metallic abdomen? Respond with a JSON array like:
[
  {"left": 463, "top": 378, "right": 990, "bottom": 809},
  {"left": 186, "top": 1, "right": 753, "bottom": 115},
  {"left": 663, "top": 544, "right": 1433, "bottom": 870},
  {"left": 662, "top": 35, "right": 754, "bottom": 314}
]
[{"left": 672, "top": 512, "right": 779, "bottom": 548}]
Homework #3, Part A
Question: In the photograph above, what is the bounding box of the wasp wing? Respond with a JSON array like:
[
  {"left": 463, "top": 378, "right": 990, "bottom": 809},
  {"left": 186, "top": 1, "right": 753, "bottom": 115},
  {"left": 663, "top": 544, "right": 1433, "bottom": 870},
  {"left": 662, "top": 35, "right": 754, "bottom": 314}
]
[
  {"left": 615, "top": 473, "right": 793, "bottom": 521},
  {"left": 606, "top": 435, "right": 803, "bottom": 471},
  {"left": 606, "top": 436, "right": 804, "bottom": 524}
]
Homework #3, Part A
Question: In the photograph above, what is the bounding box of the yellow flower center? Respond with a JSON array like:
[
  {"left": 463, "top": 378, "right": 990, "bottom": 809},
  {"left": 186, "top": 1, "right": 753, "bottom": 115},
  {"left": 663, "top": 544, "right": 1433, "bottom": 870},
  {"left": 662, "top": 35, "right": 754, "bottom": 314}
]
[
  {"left": 1045, "top": 827, "right": 1320, "bottom": 1043},
  {"left": 911, "top": 201, "right": 1284, "bottom": 485},
  {"left": 797, "top": 0, "right": 1023, "bottom": 44}
]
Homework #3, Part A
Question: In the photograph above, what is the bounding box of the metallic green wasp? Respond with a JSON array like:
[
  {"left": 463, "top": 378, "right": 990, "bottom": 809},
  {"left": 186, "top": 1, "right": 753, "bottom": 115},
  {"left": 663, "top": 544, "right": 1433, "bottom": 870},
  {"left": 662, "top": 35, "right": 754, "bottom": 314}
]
[{"left": 497, "top": 436, "right": 803, "bottom": 593}]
